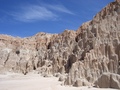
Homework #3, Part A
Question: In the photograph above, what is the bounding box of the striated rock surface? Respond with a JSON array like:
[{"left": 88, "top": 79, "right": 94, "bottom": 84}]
[
  {"left": 0, "top": 0, "right": 120, "bottom": 89},
  {"left": 64, "top": 1, "right": 120, "bottom": 87}
]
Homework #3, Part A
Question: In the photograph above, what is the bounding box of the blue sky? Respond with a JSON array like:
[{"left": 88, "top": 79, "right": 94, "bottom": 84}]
[{"left": 0, "top": 0, "right": 114, "bottom": 37}]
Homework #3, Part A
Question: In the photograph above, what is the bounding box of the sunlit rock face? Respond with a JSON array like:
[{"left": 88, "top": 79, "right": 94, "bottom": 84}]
[
  {"left": 0, "top": 0, "right": 120, "bottom": 89},
  {"left": 64, "top": 1, "right": 120, "bottom": 88}
]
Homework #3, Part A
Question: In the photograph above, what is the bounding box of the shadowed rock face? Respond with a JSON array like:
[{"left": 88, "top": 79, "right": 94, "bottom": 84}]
[
  {"left": 0, "top": 0, "right": 120, "bottom": 89},
  {"left": 94, "top": 73, "right": 120, "bottom": 89}
]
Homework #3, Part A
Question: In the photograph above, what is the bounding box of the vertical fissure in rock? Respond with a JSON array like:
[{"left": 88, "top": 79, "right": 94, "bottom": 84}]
[{"left": 4, "top": 53, "right": 10, "bottom": 66}]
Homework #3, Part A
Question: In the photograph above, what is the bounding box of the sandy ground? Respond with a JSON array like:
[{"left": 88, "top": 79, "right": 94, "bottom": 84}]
[{"left": 0, "top": 73, "right": 118, "bottom": 90}]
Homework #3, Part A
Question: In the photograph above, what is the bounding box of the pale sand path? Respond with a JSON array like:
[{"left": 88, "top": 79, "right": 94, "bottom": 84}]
[{"left": 0, "top": 73, "right": 118, "bottom": 90}]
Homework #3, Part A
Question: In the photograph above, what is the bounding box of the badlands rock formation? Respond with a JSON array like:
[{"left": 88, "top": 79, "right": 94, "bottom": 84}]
[{"left": 0, "top": 0, "right": 120, "bottom": 89}]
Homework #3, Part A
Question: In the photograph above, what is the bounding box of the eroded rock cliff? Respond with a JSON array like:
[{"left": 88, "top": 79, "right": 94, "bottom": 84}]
[{"left": 0, "top": 0, "right": 120, "bottom": 89}]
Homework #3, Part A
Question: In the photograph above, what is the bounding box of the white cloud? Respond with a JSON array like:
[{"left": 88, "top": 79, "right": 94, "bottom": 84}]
[
  {"left": 10, "top": 4, "right": 74, "bottom": 22},
  {"left": 11, "top": 5, "right": 57, "bottom": 22},
  {"left": 45, "top": 4, "right": 74, "bottom": 15}
]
